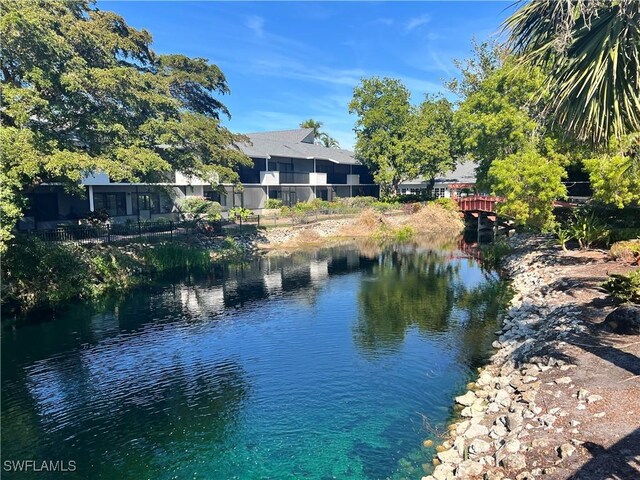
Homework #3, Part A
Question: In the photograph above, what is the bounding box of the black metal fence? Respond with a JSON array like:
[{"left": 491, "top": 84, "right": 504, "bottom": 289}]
[{"left": 26, "top": 216, "right": 261, "bottom": 245}]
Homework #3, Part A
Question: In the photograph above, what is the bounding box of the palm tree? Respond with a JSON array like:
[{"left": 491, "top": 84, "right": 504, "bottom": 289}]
[
  {"left": 299, "top": 119, "right": 340, "bottom": 148},
  {"left": 504, "top": 0, "right": 640, "bottom": 146},
  {"left": 299, "top": 119, "right": 324, "bottom": 140}
]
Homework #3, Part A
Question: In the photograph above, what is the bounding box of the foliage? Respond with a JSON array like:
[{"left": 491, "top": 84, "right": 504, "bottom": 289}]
[
  {"left": 431, "top": 198, "right": 459, "bottom": 212},
  {"left": 1, "top": 237, "right": 93, "bottom": 312},
  {"left": 179, "top": 197, "right": 222, "bottom": 221},
  {"left": 488, "top": 145, "right": 567, "bottom": 231},
  {"left": 601, "top": 269, "right": 640, "bottom": 304},
  {"left": 451, "top": 47, "right": 546, "bottom": 187},
  {"left": 265, "top": 199, "right": 283, "bottom": 209},
  {"left": 569, "top": 209, "right": 610, "bottom": 249},
  {"left": 610, "top": 240, "right": 640, "bottom": 265},
  {"left": 394, "top": 225, "right": 415, "bottom": 242},
  {"left": 505, "top": 0, "right": 640, "bottom": 145},
  {"left": 583, "top": 134, "right": 640, "bottom": 208},
  {"left": 85, "top": 208, "right": 110, "bottom": 225},
  {"left": 299, "top": 119, "right": 340, "bottom": 148},
  {"left": 228, "top": 207, "right": 252, "bottom": 219},
  {"left": 609, "top": 228, "right": 640, "bottom": 243},
  {"left": 553, "top": 225, "right": 574, "bottom": 252},
  {"left": 479, "top": 240, "right": 511, "bottom": 270},
  {"left": 142, "top": 244, "right": 211, "bottom": 273},
  {"left": 349, "top": 77, "right": 455, "bottom": 196},
  {"left": 336, "top": 196, "right": 377, "bottom": 208},
  {"left": 0, "top": 0, "right": 251, "bottom": 250}
]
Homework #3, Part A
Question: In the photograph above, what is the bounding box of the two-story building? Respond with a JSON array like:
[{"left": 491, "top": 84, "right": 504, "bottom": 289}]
[{"left": 19, "top": 128, "right": 379, "bottom": 229}]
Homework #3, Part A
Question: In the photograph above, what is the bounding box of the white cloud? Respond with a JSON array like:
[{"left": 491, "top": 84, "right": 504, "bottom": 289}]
[
  {"left": 246, "top": 15, "right": 265, "bottom": 37},
  {"left": 405, "top": 14, "right": 431, "bottom": 33}
]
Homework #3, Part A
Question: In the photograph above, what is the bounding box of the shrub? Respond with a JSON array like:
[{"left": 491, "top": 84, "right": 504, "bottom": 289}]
[
  {"left": 432, "top": 197, "right": 459, "bottom": 212},
  {"left": 394, "top": 225, "right": 416, "bottom": 242},
  {"left": 610, "top": 240, "right": 640, "bottom": 264},
  {"left": 337, "top": 196, "right": 377, "bottom": 208},
  {"left": 142, "top": 244, "right": 211, "bottom": 273},
  {"left": 569, "top": 209, "right": 610, "bottom": 249},
  {"left": 180, "top": 196, "right": 210, "bottom": 215},
  {"left": 265, "top": 199, "right": 283, "bottom": 209},
  {"left": 2, "top": 237, "right": 93, "bottom": 312},
  {"left": 602, "top": 269, "right": 640, "bottom": 304},
  {"left": 228, "top": 207, "right": 252, "bottom": 219},
  {"left": 609, "top": 228, "right": 640, "bottom": 243},
  {"left": 553, "top": 225, "right": 574, "bottom": 251},
  {"left": 85, "top": 208, "right": 110, "bottom": 225}
]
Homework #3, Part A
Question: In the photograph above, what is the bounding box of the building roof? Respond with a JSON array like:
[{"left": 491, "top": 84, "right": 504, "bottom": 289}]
[
  {"left": 435, "top": 160, "right": 476, "bottom": 184},
  {"left": 239, "top": 129, "right": 360, "bottom": 165},
  {"left": 401, "top": 160, "right": 477, "bottom": 185}
]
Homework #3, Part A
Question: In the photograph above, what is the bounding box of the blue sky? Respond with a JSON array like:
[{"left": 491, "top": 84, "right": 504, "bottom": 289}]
[{"left": 99, "top": 1, "right": 514, "bottom": 149}]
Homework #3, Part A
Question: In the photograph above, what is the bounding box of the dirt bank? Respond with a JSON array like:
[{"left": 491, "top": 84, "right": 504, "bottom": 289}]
[
  {"left": 424, "top": 234, "right": 639, "bottom": 480},
  {"left": 258, "top": 206, "right": 464, "bottom": 250}
]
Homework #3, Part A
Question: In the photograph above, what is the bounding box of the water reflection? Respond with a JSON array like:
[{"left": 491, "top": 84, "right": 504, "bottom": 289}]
[{"left": 2, "top": 242, "right": 508, "bottom": 480}]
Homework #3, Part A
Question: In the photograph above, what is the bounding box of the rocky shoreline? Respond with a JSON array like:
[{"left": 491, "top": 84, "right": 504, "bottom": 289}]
[{"left": 423, "top": 234, "right": 640, "bottom": 480}]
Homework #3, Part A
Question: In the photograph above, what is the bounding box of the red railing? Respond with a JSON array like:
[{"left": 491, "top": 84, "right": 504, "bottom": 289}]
[{"left": 457, "top": 195, "right": 502, "bottom": 213}]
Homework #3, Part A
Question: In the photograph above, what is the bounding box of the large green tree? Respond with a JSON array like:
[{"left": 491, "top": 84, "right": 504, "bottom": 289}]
[
  {"left": 0, "top": 0, "right": 251, "bottom": 250},
  {"left": 349, "top": 77, "right": 455, "bottom": 197}
]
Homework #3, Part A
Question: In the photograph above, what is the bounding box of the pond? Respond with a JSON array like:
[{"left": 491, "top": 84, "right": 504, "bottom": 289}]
[{"left": 1, "top": 241, "right": 508, "bottom": 479}]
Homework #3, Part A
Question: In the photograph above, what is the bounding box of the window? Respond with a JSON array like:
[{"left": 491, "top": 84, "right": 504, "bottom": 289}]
[
  {"left": 205, "top": 190, "right": 227, "bottom": 206},
  {"left": 432, "top": 187, "right": 447, "bottom": 199},
  {"left": 94, "top": 193, "right": 127, "bottom": 216}
]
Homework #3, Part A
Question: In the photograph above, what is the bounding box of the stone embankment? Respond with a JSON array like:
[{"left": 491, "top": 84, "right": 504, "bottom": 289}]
[{"left": 423, "top": 234, "right": 640, "bottom": 480}]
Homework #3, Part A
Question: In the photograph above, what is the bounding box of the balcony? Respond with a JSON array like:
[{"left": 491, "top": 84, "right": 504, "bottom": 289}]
[
  {"left": 279, "top": 172, "right": 309, "bottom": 184},
  {"left": 346, "top": 174, "right": 360, "bottom": 185},
  {"left": 260, "top": 171, "right": 280, "bottom": 185},
  {"left": 309, "top": 172, "right": 327, "bottom": 185}
]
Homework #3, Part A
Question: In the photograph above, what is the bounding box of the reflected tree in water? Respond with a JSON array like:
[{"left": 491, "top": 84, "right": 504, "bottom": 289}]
[{"left": 354, "top": 249, "right": 460, "bottom": 354}]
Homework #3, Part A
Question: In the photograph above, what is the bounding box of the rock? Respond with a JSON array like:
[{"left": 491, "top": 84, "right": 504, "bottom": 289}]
[
  {"left": 454, "top": 437, "right": 466, "bottom": 457},
  {"left": 490, "top": 424, "right": 508, "bottom": 439},
  {"left": 494, "top": 389, "right": 512, "bottom": 408},
  {"left": 557, "top": 443, "right": 576, "bottom": 459},
  {"left": 515, "top": 472, "right": 534, "bottom": 480},
  {"left": 531, "top": 438, "right": 551, "bottom": 448},
  {"left": 423, "top": 439, "right": 434, "bottom": 448},
  {"left": 457, "top": 460, "right": 484, "bottom": 478},
  {"left": 432, "top": 463, "right": 456, "bottom": 480},
  {"left": 593, "top": 412, "right": 606, "bottom": 418},
  {"left": 604, "top": 305, "right": 640, "bottom": 334},
  {"left": 469, "top": 439, "right": 491, "bottom": 456},
  {"left": 456, "top": 391, "right": 478, "bottom": 407},
  {"left": 464, "top": 424, "right": 490, "bottom": 439},
  {"left": 521, "top": 390, "right": 537, "bottom": 404},
  {"left": 437, "top": 448, "right": 462, "bottom": 464},
  {"left": 576, "top": 403, "right": 586, "bottom": 410},
  {"left": 500, "top": 453, "right": 527, "bottom": 470},
  {"left": 555, "top": 376, "right": 572, "bottom": 385},
  {"left": 587, "top": 394, "right": 603, "bottom": 404},
  {"left": 502, "top": 439, "right": 521, "bottom": 454},
  {"left": 577, "top": 388, "right": 589, "bottom": 400},
  {"left": 539, "top": 414, "right": 556, "bottom": 427},
  {"left": 570, "top": 420, "right": 581, "bottom": 427},
  {"left": 484, "top": 471, "right": 505, "bottom": 480},
  {"left": 506, "top": 413, "right": 523, "bottom": 432}
]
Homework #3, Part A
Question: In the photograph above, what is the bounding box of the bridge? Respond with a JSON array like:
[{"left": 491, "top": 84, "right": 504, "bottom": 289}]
[{"left": 456, "top": 195, "right": 501, "bottom": 214}]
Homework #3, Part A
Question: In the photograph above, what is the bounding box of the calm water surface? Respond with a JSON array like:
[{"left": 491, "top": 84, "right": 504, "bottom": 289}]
[{"left": 2, "top": 242, "right": 508, "bottom": 479}]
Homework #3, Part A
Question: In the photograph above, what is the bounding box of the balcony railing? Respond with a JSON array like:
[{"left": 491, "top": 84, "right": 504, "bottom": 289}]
[{"left": 279, "top": 172, "right": 309, "bottom": 184}]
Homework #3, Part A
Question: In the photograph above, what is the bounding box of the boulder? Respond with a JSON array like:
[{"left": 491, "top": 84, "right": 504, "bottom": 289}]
[
  {"left": 604, "top": 305, "right": 640, "bottom": 335},
  {"left": 557, "top": 443, "right": 576, "bottom": 459},
  {"left": 469, "top": 439, "right": 491, "bottom": 456},
  {"left": 456, "top": 391, "right": 477, "bottom": 407},
  {"left": 500, "top": 453, "right": 527, "bottom": 470},
  {"left": 464, "top": 424, "right": 489, "bottom": 439},
  {"left": 437, "top": 448, "right": 462, "bottom": 465},
  {"left": 457, "top": 460, "right": 484, "bottom": 478}
]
